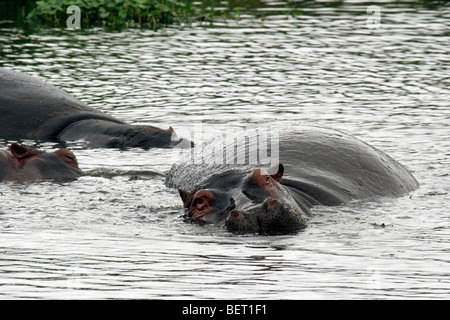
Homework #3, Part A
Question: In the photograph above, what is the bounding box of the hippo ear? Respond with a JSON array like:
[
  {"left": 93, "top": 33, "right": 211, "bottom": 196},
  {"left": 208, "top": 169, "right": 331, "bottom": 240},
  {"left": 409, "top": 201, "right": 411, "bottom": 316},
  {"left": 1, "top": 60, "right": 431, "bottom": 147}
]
[
  {"left": 178, "top": 188, "right": 192, "bottom": 208},
  {"left": 10, "top": 143, "right": 36, "bottom": 160},
  {"left": 270, "top": 162, "right": 284, "bottom": 182}
]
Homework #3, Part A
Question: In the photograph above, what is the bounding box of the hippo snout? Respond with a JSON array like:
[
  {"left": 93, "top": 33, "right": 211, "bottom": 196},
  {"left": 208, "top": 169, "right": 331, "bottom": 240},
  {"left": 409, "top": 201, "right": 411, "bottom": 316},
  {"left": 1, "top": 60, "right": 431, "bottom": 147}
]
[
  {"left": 225, "top": 197, "right": 308, "bottom": 233},
  {"left": 262, "top": 197, "right": 279, "bottom": 211}
]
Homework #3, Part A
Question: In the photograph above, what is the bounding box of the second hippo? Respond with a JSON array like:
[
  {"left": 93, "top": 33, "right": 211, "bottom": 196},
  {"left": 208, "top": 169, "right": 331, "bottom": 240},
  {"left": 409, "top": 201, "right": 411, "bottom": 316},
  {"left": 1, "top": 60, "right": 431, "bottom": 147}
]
[{"left": 0, "top": 68, "right": 192, "bottom": 149}]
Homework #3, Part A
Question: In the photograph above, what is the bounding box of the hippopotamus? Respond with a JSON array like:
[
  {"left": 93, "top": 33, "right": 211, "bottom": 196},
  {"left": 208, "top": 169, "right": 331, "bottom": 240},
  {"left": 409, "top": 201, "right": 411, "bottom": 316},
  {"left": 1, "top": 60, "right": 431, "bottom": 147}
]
[
  {"left": 165, "top": 124, "right": 419, "bottom": 233},
  {"left": 0, "top": 143, "right": 82, "bottom": 181},
  {"left": 0, "top": 68, "right": 191, "bottom": 149}
]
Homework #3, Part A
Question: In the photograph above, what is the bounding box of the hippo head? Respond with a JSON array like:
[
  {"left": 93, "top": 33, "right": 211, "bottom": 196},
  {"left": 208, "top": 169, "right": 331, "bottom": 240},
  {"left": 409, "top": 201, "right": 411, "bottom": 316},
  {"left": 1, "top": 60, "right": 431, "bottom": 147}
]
[
  {"left": 178, "top": 163, "right": 310, "bottom": 233},
  {"left": 4, "top": 143, "right": 82, "bottom": 181}
]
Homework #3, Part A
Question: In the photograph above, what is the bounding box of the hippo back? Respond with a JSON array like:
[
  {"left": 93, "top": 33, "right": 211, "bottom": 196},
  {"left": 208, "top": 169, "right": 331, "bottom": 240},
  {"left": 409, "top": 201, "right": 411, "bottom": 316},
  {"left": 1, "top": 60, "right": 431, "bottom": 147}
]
[
  {"left": 277, "top": 125, "right": 419, "bottom": 203},
  {"left": 166, "top": 123, "right": 419, "bottom": 204},
  {"left": 0, "top": 68, "right": 122, "bottom": 141}
]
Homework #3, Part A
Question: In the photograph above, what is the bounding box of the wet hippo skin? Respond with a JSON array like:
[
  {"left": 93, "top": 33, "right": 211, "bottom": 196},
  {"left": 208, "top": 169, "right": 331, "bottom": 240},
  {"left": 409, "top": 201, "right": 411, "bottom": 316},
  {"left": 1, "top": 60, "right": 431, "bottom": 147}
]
[{"left": 0, "top": 68, "right": 191, "bottom": 149}]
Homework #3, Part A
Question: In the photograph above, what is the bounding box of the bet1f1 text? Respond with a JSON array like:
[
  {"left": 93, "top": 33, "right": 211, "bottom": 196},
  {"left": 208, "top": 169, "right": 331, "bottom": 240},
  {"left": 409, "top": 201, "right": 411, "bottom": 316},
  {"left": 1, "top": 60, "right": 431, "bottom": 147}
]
[{"left": 182, "top": 304, "right": 266, "bottom": 317}]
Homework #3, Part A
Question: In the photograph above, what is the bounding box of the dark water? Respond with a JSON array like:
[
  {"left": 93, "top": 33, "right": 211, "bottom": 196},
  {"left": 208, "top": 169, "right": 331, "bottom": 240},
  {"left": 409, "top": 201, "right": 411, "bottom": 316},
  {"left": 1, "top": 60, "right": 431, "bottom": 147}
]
[{"left": 0, "top": 1, "right": 449, "bottom": 299}]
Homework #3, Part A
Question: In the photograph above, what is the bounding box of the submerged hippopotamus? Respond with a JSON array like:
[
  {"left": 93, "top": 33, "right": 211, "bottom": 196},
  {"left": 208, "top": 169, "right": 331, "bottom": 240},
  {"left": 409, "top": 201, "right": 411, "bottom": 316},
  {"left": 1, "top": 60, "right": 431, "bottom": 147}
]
[
  {"left": 165, "top": 125, "right": 419, "bottom": 233},
  {"left": 0, "top": 68, "right": 191, "bottom": 149},
  {"left": 0, "top": 143, "right": 82, "bottom": 181}
]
